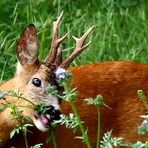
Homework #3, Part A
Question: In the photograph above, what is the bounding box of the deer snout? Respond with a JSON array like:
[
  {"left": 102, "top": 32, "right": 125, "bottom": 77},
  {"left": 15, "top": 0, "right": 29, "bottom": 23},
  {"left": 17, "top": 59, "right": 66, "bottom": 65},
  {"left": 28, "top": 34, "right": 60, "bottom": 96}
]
[
  {"left": 33, "top": 106, "right": 61, "bottom": 132},
  {"left": 45, "top": 106, "right": 61, "bottom": 121}
]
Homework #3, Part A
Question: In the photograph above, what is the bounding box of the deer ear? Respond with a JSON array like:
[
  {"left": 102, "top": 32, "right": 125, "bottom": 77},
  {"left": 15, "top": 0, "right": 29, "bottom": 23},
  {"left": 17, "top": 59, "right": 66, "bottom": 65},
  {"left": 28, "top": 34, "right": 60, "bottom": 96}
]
[{"left": 16, "top": 24, "right": 39, "bottom": 66}]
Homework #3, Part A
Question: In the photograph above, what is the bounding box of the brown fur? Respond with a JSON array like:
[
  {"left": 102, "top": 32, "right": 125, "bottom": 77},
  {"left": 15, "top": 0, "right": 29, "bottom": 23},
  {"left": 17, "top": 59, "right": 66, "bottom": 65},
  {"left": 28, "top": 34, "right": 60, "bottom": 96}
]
[{"left": 1, "top": 61, "right": 148, "bottom": 148}]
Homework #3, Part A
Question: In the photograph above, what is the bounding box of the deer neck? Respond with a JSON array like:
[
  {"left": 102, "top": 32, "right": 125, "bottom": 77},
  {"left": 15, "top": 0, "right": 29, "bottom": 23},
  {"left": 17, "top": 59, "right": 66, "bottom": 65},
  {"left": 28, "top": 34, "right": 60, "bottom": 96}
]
[
  {"left": 0, "top": 78, "right": 20, "bottom": 146},
  {"left": 0, "top": 108, "right": 17, "bottom": 146}
]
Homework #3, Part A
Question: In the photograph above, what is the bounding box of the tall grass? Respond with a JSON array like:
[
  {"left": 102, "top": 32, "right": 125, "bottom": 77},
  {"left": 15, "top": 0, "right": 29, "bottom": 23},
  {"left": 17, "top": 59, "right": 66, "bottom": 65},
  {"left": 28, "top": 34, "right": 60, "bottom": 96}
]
[{"left": 0, "top": 0, "right": 148, "bottom": 81}]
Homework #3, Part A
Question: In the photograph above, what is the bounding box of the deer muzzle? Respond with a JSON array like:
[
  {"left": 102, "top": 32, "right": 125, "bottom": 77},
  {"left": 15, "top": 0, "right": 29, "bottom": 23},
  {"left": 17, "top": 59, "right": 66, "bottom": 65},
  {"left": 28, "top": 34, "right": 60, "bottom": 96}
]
[{"left": 33, "top": 106, "right": 61, "bottom": 132}]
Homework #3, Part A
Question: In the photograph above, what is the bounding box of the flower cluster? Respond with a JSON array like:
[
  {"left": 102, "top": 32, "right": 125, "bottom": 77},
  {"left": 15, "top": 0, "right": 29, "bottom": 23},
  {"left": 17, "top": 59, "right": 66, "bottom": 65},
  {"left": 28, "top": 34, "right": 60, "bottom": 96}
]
[
  {"left": 142, "top": 120, "right": 148, "bottom": 125},
  {"left": 54, "top": 67, "right": 66, "bottom": 79},
  {"left": 0, "top": 91, "right": 7, "bottom": 100}
]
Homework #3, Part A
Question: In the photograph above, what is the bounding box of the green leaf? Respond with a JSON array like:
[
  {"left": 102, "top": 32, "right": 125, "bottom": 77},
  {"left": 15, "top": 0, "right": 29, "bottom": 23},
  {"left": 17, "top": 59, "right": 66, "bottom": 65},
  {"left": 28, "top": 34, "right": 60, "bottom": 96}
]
[
  {"left": 84, "top": 95, "right": 104, "bottom": 106},
  {"left": 23, "top": 123, "right": 34, "bottom": 127},
  {"left": 131, "top": 141, "right": 148, "bottom": 148},
  {"left": 47, "top": 86, "right": 58, "bottom": 96},
  {"left": 100, "top": 130, "right": 124, "bottom": 148},
  {"left": 23, "top": 116, "right": 33, "bottom": 122},
  {"left": 30, "top": 143, "right": 43, "bottom": 148},
  {"left": 10, "top": 128, "right": 18, "bottom": 139}
]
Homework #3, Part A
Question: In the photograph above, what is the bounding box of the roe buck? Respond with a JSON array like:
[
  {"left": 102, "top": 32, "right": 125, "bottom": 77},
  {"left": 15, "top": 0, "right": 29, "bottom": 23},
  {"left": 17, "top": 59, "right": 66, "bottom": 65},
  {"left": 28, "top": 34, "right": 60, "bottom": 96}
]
[{"left": 0, "top": 12, "right": 148, "bottom": 148}]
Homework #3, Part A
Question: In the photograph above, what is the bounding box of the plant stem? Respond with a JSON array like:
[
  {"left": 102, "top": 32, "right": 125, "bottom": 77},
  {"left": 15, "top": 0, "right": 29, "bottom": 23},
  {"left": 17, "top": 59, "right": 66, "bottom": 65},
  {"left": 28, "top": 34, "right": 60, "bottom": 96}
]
[
  {"left": 8, "top": 93, "right": 37, "bottom": 108},
  {"left": 51, "top": 128, "right": 57, "bottom": 148},
  {"left": 96, "top": 106, "right": 100, "bottom": 148},
  {"left": 23, "top": 131, "right": 29, "bottom": 148},
  {"left": 13, "top": 105, "right": 34, "bottom": 109},
  {"left": 70, "top": 101, "right": 92, "bottom": 148},
  {"left": 62, "top": 79, "right": 92, "bottom": 147}
]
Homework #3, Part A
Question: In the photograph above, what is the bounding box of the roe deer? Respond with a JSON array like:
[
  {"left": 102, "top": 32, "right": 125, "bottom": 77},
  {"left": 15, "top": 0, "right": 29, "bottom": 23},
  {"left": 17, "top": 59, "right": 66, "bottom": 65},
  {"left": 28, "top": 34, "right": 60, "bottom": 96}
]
[{"left": 1, "top": 12, "right": 148, "bottom": 148}]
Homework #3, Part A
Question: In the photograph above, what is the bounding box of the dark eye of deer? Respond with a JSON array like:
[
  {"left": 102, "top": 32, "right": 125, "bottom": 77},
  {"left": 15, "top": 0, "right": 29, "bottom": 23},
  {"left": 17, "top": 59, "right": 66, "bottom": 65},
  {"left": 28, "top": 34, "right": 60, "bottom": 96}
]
[{"left": 32, "top": 78, "right": 41, "bottom": 87}]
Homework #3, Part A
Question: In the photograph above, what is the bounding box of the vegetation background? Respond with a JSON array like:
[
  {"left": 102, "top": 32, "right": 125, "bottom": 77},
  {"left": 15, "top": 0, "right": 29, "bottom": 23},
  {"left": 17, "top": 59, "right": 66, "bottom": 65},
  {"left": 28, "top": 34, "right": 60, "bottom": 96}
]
[{"left": 0, "top": 0, "right": 148, "bottom": 81}]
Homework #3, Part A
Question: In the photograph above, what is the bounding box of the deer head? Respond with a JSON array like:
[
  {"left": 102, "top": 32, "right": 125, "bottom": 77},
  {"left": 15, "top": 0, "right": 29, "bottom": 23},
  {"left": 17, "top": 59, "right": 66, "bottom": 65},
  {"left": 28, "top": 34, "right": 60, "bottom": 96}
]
[{"left": 14, "top": 12, "right": 93, "bottom": 132}]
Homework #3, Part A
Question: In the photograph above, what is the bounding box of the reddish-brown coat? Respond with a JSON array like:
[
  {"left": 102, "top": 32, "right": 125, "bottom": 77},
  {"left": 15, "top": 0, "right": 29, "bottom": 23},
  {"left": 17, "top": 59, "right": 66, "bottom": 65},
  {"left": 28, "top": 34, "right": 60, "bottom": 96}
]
[{"left": 4, "top": 61, "right": 148, "bottom": 148}]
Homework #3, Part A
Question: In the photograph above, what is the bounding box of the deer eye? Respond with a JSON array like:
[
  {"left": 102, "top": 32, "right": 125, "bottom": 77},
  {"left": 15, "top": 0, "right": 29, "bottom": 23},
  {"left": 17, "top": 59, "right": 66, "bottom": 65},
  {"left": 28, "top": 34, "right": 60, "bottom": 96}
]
[{"left": 32, "top": 78, "right": 41, "bottom": 87}]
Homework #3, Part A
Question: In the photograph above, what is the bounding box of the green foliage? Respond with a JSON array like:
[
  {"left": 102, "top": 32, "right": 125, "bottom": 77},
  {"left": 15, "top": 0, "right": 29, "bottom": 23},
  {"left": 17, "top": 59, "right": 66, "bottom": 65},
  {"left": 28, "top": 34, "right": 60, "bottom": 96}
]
[
  {"left": 36, "top": 102, "right": 51, "bottom": 115},
  {"left": 138, "top": 115, "right": 148, "bottom": 135},
  {"left": 47, "top": 86, "right": 59, "bottom": 96},
  {"left": 137, "top": 89, "right": 148, "bottom": 110},
  {"left": 30, "top": 143, "right": 43, "bottom": 148},
  {"left": 138, "top": 123, "right": 148, "bottom": 136},
  {"left": 9, "top": 90, "right": 37, "bottom": 107},
  {"left": 54, "top": 113, "right": 79, "bottom": 133},
  {"left": 10, "top": 123, "right": 33, "bottom": 139},
  {"left": 0, "top": 0, "right": 148, "bottom": 81},
  {"left": 59, "top": 71, "right": 77, "bottom": 102},
  {"left": 130, "top": 141, "right": 148, "bottom": 148},
  {"left": 8, "top": 102, "right": 34, "bottom": 148},
  {"left": 60, "top": 87, "right": 77, "bottom": 102},
  {"left": 137, "top": 90, "right": 148, "bottom": 135},
  {"left": 58, "top": 71, "right": 92, "bottom": 147},
  {"left": 84, "top": 95, "right": 104, "bottom": 107},
  {"left": 137, "top": 90, "right": 147, "bottom": 101},
  {"left": 75, "top": 129, "right": 89, "bottom": 142},
  {"left": 141, "top": 115, "right": 148, "bottom": 120},
  {"left": 100, "top": 130, "right": 124, "bottom": 147},
  {"left": 0, "top": 90, "right": 57, "bottom": 147}
]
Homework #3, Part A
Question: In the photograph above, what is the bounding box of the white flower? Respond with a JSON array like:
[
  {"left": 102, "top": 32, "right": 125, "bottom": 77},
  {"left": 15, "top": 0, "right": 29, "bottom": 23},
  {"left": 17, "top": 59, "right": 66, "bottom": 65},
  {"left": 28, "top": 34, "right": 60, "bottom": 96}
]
[
  {"left": 142, "top": 119, "right": 148, "bottom": 125},
  {"left": 0, "top": 91, "right": 7, "bottom": 100},
  {"left": 69, "top": 113, "right": 74, "bottom": 119},
  {"left": 54, "top": 67, "right": 66, "bottom": 79}
]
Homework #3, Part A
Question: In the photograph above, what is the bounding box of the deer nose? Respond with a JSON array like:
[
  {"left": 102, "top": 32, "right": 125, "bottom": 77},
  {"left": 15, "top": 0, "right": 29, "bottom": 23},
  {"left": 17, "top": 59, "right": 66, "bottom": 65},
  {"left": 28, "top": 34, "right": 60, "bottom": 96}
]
[{"left": 46, "top": 106, "right": 61, "bottom": 121}]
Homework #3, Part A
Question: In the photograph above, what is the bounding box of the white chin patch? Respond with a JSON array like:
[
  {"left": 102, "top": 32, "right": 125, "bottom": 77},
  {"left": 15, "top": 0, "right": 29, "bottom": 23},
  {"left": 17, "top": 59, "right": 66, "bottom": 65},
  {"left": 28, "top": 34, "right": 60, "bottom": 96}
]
[{"left": 33, "top": 118, "right": 49, "bottom": 132}]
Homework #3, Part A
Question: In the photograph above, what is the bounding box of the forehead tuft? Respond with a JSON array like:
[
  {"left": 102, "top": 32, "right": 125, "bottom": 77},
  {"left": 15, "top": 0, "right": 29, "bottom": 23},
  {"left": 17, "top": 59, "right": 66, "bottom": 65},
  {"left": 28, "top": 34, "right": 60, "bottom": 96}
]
[
  {"left": 23, "top": 63, "right": 40, "bottom": 74},
  {"left": 37, "top": 64, "right": 52, "bottom": 79}
]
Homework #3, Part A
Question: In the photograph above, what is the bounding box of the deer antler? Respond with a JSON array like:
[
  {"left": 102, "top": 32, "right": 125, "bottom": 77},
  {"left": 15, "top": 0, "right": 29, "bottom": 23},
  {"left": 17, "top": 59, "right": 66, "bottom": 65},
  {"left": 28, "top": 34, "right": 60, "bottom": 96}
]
[
  {"left": 45, "top": 11, "right": 67, "bottom": 65},
  {"left": 45, "top": 12, "right": 93, "bottom": 69},
  {"left": 54, "top": 47, "right": 62, "bottom": 66},
  {"left": 60, "top": 26, "right": 94, "bottom": 68}
]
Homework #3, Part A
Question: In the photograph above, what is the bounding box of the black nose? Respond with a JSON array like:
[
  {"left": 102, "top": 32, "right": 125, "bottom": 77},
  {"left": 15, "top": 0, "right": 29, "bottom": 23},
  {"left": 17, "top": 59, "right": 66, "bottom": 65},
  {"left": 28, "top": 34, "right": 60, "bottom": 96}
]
[{"left": 46, "top": 106, "right": 61, "bottom": 121}]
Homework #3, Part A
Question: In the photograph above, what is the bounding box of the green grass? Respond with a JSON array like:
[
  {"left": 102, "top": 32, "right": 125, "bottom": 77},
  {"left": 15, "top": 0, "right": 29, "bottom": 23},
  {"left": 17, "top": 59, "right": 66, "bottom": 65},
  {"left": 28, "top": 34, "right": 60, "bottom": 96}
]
[{"left": 0, "top": 0, "right": 148, "bottom": 81}]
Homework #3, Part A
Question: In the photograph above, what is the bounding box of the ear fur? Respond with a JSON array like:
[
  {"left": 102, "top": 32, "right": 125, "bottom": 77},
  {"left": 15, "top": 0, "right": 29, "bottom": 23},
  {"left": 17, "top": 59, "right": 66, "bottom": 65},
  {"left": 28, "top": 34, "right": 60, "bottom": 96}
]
[{"left": 16, "top": 24, "right": 39, "bottom": 66}]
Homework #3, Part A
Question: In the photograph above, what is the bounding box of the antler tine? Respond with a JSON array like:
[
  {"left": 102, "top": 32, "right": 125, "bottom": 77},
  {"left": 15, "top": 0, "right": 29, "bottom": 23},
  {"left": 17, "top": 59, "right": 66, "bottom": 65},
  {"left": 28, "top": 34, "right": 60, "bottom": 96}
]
[
  {"left": 54, "top": 47, "right": 62, "bottom": 66},
  {"left": 45, "top": 11, "right": 68, "bottom": 64},
  {"left": 60, "top": 26, "right": 94, "bottom": 68}
]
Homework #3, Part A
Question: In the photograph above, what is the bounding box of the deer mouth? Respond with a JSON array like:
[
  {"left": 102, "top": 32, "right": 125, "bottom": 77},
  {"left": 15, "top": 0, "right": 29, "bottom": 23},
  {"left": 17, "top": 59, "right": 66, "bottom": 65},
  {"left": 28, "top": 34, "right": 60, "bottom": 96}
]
[
  {"left": 34, "top": 113, "right": 51, "bottom": 131},
  {"left": 33, "top": 107, "right": 61, "bottom": 132}
]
